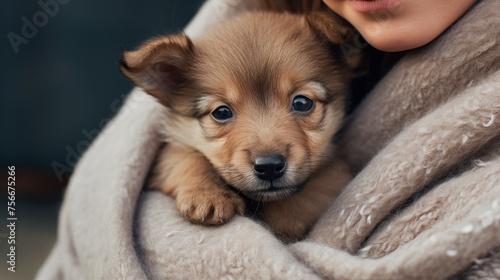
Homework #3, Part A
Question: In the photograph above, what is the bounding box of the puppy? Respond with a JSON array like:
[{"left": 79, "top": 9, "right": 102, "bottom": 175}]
[{"left": 120, "top": 10, "right": 357, "bottom": 239}]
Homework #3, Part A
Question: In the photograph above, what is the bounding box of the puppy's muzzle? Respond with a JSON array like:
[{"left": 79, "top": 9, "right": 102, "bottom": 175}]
[{"left": 252, "top": 154, "right": 286, "bottom": 181}]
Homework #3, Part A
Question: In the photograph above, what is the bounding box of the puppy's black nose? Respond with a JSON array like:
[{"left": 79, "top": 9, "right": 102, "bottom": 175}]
[{"left": 253, "top": 154, "right": 286, "bottom": 181}]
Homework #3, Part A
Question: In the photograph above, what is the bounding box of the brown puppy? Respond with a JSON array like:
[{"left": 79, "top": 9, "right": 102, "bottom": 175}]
[{"left": 120, "top": 10, "right": 356, "bottom": 239}]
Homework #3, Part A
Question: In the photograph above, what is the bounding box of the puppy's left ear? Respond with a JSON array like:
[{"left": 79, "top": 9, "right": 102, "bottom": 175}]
[{"left": 306, "top": 10, "right": 362, "bottom": 69}]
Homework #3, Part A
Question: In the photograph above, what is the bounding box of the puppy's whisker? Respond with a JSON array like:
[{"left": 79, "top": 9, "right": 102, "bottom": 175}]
[{"left": 252, "top": 200, "right": 261, "bottom": 217}]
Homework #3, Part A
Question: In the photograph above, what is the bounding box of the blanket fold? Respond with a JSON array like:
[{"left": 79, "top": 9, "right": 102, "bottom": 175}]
[
  {"left": 309, "top": 71, "right": 500, "bottom": 252},
  {"left": 37, "top": 0, "right": 500, "bottom": 279}
]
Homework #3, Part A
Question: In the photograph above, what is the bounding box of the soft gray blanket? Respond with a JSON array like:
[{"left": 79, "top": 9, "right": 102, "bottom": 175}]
[{"left": 38, "top": 0, "right": 500, "bottom": 279}]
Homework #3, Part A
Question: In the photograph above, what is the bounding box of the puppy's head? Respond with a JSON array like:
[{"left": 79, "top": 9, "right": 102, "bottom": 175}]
[{"left": 121, "top": 11, "right": 359, "bottom": 201}]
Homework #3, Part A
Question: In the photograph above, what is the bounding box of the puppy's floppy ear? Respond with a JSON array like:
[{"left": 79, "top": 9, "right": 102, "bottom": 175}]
[
  {"left": 120, "top": 33, "right": 194, "bottom": 106},
  {"left": 306, "top": 10, "right": 362, "bottom": 70}
]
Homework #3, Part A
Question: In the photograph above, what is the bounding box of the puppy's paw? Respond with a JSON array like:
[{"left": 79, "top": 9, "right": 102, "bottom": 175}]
[{"left": 176, "top": 187, "right": 245, "bottom": 225}]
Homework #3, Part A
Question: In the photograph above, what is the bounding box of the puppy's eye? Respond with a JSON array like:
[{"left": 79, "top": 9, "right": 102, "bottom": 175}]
[
  {"left": 292, "top": 95, "right": 314, "bottom": 112},
  {"left": 211, "top": 106, "right": 233, "bottom": 122}
]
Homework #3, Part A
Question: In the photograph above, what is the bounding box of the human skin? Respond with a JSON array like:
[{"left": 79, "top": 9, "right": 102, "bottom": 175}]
[{"left": 323, "top": 0, "right": 478, "bottom": 51}]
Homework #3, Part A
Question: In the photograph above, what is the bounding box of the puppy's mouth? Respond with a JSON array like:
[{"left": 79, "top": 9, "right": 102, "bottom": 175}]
[
  {"left": 217, "top": 163, "right": 310, "bottom": 201},
  {"left": 242, "top": 181, "right": 308, "bottom": 201}
]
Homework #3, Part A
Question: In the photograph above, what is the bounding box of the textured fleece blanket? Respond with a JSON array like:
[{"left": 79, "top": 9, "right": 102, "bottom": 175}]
[{"left": 37, "top": 0, "right": 500, "bottom": 279}]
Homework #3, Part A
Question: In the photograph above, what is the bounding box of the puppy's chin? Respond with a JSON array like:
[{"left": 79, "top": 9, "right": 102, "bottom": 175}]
[
  {"left": 216, "top": 164, "right": 313, "bottom": 201},
  {"left": 234, "top": 178, "right": 309, "bottom": 202}
]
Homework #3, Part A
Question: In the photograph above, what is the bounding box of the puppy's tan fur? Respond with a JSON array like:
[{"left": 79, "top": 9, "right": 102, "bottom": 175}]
[{"left": 121, "top": 11, "right": 356, "bottom": 239}]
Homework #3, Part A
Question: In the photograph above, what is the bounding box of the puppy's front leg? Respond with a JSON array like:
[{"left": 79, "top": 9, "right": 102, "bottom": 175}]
[
  {"left": 150, "top": 143, "right": 245, "bottom": 225},
  {"left": 260, "top": 159, "right": 352, "bottom": 240}
]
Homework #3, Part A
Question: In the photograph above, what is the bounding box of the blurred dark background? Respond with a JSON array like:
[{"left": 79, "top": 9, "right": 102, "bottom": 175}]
[{"left": 0, "top": 0, "right": 203, "bottom": 278}]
